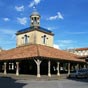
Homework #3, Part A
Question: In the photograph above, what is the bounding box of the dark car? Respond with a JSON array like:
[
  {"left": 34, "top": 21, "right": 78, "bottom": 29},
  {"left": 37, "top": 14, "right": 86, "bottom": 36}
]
[{"left": 68, "top": 68, "right": 88, "bottom": 78}]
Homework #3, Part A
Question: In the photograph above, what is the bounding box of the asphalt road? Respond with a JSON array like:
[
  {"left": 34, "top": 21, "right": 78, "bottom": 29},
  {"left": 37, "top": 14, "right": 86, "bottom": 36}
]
[
  {"left": 0, "top": 77, "right": 88, "bottom": 88},
  {"left": 16, "top": 78, "right": 88, "bottom": 88}
]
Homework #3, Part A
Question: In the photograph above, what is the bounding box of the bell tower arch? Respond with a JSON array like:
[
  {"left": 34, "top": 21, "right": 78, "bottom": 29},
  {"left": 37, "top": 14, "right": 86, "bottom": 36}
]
[{"left": 30, "top": 8, "right": 40, "bottom": 27}]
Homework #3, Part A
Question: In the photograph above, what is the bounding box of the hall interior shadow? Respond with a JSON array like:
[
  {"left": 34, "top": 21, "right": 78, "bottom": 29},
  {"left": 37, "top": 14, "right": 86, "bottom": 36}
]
[{"left": 0, "top": 77, "right": 26, "bottom": 88}]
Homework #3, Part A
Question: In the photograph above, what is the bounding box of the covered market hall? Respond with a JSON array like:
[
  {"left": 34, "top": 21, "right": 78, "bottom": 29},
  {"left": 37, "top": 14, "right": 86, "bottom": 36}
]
[{"left": 0, "top": 10, "right": 86, "bottom": 77}]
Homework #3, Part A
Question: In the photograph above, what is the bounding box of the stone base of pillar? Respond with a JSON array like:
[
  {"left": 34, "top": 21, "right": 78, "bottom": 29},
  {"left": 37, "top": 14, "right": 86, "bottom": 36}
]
[
  {"left": 4, "top": 71, "right": 7, "bottom": 75},
  {"left": 37, "top": 74, "right": 41, "bottom": 77},
  {"left": 48, "top": 73, "right": 51, "bottom": 77},
  {"left": 67, "top": 72, "right": 70, "bottom": 76},
  {"left": 16, "top": 73, "right": 19, "bottom": 76},
  {"left": 57, "top": 73, "right": 60, "bottom": 76}
]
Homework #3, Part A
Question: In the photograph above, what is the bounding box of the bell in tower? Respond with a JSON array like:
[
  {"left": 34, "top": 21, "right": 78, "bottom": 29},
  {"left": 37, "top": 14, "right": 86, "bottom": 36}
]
[{"left": 30, "top": 8, "right": 40, "bottom": 27}]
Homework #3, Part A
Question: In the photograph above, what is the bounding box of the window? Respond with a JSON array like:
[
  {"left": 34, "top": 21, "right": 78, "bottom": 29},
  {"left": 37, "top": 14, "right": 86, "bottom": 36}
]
[
  {"left": 9, "top": 63, "right": 14, "bottom": 70},
  {"left": 32, "top": 17, "right": 33, "bottom": 20},
  {"left": 42, "top": 35, "right": 47, "bottom": 44},
  {"left": 24, "top": 35, "right": 29, "bottom": 44},
  {"left": 34, "top": 17, "right": 37, "bottom": 23},
  {"left": 43, "top": 35, "right": 46, "bottom": 44},
  {"left": 34, "top": 17, "right": 36, "bottom": 21}
]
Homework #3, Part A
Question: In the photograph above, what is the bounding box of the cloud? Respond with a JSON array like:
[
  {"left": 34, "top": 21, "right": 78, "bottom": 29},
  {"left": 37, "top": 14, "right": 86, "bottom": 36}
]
[
  {"left": 15, "top": 5, "right": 24, "bottom": 12},
  {"left": 3, "top": 18, "right": 10, "bottom": 21},
  {"left": 47, "top": 27, "right": 53, "bottom": 31},
  {"left": 53, "top": 44, "right": 60, "bottom": 49},
  {"left": 0, "top": 29, "right": 16, "bottom": 39},
  {"left": 56, "top": 40, "right": 77, "bottom": 49},
  {"left": 47, "top": 26, "right": 58, "bottom": 31},
  {"left": 58, "top": 40, "right": 74, "bottom": 44},
  {"left": 29, "top": 0, "right": 41, "bottom": 7},
  {"left": 47, "top": 12, "right": 64, "bottom": 20},
  {"left": 0, "top": 29, "right": 16, "bottom": 35},
  {"left": 17, "top": 17, "right": 27, "bottom": 25},
  {"left": 47, "top": 27, "right": 54, "bottom": 30},
  {"left": 0, "top": 29, "right": 16, "bottom": 49}
]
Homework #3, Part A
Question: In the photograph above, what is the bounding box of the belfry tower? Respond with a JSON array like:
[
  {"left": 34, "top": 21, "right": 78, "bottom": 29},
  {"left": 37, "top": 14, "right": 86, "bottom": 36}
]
[
  {"left": 30, "top": 9, "right": 40, "bottom": 27},
  {"left": 16, "top": 9, "right": 54, "bottom": 47}
]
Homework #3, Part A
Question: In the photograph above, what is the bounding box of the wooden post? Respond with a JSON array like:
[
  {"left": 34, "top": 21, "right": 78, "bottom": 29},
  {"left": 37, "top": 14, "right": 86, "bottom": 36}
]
[
  {"left": 34, "top": 59, "right": 41, "bottom": 77},
  {"left": 83, "top": 64, "right": 86, "bottom": 68},
  {"left": 57, "top": 62, "right": 60, "bottom": 76},
  {"left": 75, "top": 64, "right": 79, "bottom": 73},
  {"left": 68, "top": 63, "right": 70, "bottom": 75},
  {"left": 48, "top": 60, "right": 51, "bottom": 77},
  {"left": 16, "top": 62, "right": 19, "bottom": 76},
  {"left": 4, "top": 62, "right": 7, "bottom": 75}
]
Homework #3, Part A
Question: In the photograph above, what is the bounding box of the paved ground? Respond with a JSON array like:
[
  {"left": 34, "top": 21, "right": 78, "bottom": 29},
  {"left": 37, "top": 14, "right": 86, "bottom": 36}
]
[
  {"left": 17, "top": 78, "right": 88, "bottom": 88},
  {"left": 0, "top": 73, "right": 67, "bottom": 80},
  {"left": 0, "top": 76, "right": 88, "bottom": 88}
]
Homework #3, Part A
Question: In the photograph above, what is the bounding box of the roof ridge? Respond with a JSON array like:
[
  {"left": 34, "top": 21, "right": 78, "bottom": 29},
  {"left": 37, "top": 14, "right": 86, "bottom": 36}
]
[{"left": 75, "top": 47, "right": 88, "bottom": 51}]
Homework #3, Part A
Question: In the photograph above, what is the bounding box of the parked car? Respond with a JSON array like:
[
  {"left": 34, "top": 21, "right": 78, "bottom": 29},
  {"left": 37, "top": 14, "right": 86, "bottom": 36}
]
[{"left": 68, "top": 68, "right": 88, "bottom": 78}]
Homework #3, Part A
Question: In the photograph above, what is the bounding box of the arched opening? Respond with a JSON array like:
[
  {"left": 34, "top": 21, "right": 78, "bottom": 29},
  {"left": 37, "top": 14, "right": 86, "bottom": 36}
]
[
  {"left": 24, "top": 35, "right": 28, "bottom": 44},
  {"left": 41, "top": 35, "right": 47, "bottom": 44},
  {"left": 34, "top": 17, "right": 37, "bottom": 23}
]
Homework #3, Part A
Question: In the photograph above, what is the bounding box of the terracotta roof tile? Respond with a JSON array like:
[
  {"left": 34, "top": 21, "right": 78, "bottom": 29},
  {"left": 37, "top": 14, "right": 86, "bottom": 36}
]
[
  {"left": 0, "top": 44, "right": 85, "bottom": 62},
  {"left": 75, "top": 47, "right": 88, "bottom": 51},
  {"left": 38, "top": 45, "right": 85, "bottom": 62},
  {"left": 77, "top": 55, "right": 88, "bottom": 59}
]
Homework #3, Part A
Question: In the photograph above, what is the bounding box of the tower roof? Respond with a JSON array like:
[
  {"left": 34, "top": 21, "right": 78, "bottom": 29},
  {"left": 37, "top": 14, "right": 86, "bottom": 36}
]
[
  {"left": 30, "top": 7, "right": 40, "bottom": 16},
  {"left": 16, "top": 26, "right": 54, "bottom": 35},
  {"left": 31, "top": 11, "right": 40, "bottom": 16}
]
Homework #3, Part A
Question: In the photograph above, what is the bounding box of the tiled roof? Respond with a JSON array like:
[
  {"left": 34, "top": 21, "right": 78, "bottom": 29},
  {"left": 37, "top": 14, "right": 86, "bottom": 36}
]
[
  {"left": 0, "top": 50, "right": 6, "bottom": 52},
  {"left": 16, "top": 26, "right": 53, "bottom": 35},
  {"left": 75, "top": 48, "right": 88, "bottom": 51},
  {"left": 0, "top": 44, "right": 85, "bottom": 62},
  {"left": 77, "top": 55, "right": 88, "bottom": 59}
]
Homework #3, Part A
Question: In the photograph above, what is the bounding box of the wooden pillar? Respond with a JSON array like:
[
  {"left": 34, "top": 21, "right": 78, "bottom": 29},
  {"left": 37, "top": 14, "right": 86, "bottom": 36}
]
[
  {"left": 57, "top": 62, "right": 60, "bottom": 76},
  {"left": 83, "top": 64, "right": 86, "bottom": 68},
  {"left": 76, "top": 64, "right": 79, "bottom": 70},
  {"left": 34, "top": 59, "right": 41, "bottom": 77},
  {"left": 4, "top": 62, "right": 7, "bottom": 75},
  {"left": 86, "top": 64, "right": 88, "bottom": 68},
  {"left": 16, "top": 62, "right": 19, "bottom": 76},
  {"left": 48, "top": 60, "right": 51, "bottom": 77},
  {"left": 68, "top": 63, "right": 70, "bottom": 75},
  {"left": 75, "top": 64, "right": 79, "bottom": 73},
  {"left": 12, "top": 63, "right": 14, "bottom": 70}
]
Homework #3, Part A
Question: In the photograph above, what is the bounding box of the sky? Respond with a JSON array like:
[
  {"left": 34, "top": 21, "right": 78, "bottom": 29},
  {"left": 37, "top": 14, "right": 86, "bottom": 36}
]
[{"left": 0, "top": 0, "right": 88, "bottom": 50}]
